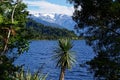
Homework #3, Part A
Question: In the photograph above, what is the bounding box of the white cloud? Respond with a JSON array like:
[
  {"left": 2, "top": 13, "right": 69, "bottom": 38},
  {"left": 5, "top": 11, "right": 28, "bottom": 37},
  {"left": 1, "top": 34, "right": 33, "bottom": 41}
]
[{"left": 23, "top": 0, "right": 74, "bottom": 16}]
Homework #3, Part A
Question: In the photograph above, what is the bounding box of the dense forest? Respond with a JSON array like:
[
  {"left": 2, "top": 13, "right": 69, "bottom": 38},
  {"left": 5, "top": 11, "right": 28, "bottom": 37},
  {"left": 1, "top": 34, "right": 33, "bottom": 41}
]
[{"left": 25, "top": 19, "right": 77, "bottom": 40}]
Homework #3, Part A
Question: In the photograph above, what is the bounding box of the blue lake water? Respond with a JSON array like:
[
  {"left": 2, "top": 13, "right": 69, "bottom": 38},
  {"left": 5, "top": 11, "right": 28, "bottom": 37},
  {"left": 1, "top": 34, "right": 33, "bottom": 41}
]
[{"left": 14, "top": 40, "right": 95, "bottom": 80}]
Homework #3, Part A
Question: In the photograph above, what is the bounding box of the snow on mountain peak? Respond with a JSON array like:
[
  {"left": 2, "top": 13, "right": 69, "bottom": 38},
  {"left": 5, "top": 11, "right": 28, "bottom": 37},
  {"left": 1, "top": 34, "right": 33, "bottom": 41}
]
[
  {"left": 42, "top": 13, "right": 55, "bottom": 19},
  {"left": 32, "top": 13, "right": 55, "bottom": 19},
  {"left": 29, "top": 13, "right": 76, "bottom": 30},
  {"left": 33, "top": 13, "right": 40, "bottom": 17}
]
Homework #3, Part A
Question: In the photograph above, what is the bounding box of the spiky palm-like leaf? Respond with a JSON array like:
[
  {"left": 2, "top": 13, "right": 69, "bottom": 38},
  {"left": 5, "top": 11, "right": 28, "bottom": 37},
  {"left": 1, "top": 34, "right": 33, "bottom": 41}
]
[
  {"left": 53, "top": 39, "right": 76, "bottom": 80},
  {"left": 54, "top": 39, "right": 76, "bottom": 69},
  {"left": 14, "top": 69, "right": 47, "bottom": 80}
]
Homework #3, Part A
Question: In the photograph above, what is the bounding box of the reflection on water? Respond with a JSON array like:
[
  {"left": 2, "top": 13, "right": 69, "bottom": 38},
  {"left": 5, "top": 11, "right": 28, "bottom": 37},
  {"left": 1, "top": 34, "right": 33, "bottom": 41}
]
[{"left": 14, "top": 40, "right": 95, "bottom": 80}]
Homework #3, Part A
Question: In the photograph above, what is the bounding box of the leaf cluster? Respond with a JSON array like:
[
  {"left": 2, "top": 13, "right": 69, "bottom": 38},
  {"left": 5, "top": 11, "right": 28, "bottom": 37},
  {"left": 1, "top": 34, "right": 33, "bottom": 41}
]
[
  {"left": 0, "top": 0, "right": 30, "bottom": 79},
  {"left": 68, "top": 0, "right": 120, "bottom": 79},
  {"left": 53, "top": 39, "right": 76, "bottom": 69}
]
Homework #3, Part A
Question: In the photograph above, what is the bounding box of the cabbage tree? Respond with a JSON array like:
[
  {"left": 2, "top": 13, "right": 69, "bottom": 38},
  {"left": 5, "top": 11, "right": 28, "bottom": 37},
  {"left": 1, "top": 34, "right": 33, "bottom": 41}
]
[{"left": 53, "top": 39, "right": 76, "bottom": 80}]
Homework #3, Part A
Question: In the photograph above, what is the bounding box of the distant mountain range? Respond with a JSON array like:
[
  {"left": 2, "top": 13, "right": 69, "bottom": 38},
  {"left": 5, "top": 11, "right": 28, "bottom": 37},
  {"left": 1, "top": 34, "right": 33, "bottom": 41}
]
[{"left": 28, "top": 13, "right": 76, "bottom": 30}]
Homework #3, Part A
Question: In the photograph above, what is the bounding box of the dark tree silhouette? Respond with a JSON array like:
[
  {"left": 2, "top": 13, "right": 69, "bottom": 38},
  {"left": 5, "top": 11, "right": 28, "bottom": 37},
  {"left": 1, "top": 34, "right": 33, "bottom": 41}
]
[{"left": 68, "top": 0, "right": 120, "bottom": 79}]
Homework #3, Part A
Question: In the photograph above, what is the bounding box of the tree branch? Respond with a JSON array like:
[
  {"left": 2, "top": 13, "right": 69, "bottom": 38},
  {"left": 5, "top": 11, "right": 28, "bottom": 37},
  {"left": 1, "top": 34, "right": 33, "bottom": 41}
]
[{"left": 1, "top": 0, "right": 21, "bottom": 55}]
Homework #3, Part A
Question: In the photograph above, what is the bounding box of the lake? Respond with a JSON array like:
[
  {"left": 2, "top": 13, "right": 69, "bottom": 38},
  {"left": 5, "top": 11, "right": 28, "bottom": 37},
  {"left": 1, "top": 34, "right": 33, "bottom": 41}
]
[{"left": 14, "top": 40, "right": 95, "bottom": 80}]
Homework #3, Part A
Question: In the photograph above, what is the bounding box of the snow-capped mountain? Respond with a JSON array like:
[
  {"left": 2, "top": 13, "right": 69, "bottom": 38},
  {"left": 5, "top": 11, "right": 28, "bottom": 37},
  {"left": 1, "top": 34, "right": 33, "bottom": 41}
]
[{"left": 28, "top": 13, "right": 76, "bottom": 30}]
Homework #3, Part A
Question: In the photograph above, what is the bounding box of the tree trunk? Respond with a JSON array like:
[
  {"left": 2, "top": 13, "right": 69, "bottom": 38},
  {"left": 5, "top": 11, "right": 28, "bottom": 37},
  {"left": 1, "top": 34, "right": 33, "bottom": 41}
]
[
  {"left": 59, "top": 67, "right": 65, "bottom": 80},
  {"left": 1, "top": 29, "right": 11, "bottom": 55},
  {"left": 1, "top": 0, "right": 18, "bottom": 55}
]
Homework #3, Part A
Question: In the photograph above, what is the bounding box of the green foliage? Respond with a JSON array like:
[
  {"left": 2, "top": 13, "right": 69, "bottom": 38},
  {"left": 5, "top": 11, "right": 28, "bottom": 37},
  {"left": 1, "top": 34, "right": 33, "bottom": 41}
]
[
  {"left": 26, "top": 19, "right": 77, "bottom": 40},
  {"left": 54, "top": 39, "right": 76, "bottom": 69},
  {"left": 87, "top": 52, "right": 120, "bottom": 80},
  {"left": 0, "top": 14, "right": 3, "bottom": 24},
  {"left": 13, "top": 69, "right": 47, "bottom": 80},
  {"left": 0, "top": 55, "right": 19, "bottom": 80},
  {"left": 69, "top": 0, "right": 120, "bottom": 79},
  {"left": 0, "top": 55, "right": 47, "bottom": 80},
  {"left": 0, "top": 0, "right": 29, "bottom": 54},
  {"left": 0, "top": 0, "right": 30, "bottom": 80},
  {"left": 53, "top": 39, "right": 76, "bottom": 80}
]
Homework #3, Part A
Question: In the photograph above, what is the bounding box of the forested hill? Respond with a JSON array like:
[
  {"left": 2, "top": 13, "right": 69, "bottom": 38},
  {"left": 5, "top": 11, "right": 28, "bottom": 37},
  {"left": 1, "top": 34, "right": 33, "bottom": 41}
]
[{"left": 25, "top": 19, "right": 77, "bottom": 39}]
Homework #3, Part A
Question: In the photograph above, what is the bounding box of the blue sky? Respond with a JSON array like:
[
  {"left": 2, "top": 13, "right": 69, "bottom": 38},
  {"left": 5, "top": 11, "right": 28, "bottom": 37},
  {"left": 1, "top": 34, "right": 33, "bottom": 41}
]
[
  {"left": 45, "top": 0, "right": 71, "bottom": 7},
  {"left": 23, "top": 0, "right": 74, "bottom": 15}
]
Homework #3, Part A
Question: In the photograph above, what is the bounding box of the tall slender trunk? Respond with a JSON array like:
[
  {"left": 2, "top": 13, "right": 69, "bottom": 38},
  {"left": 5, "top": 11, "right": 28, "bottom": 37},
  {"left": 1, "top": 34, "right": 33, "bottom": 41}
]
[{"left": 59, "top": 67, "right": 65, "bottom": 80}]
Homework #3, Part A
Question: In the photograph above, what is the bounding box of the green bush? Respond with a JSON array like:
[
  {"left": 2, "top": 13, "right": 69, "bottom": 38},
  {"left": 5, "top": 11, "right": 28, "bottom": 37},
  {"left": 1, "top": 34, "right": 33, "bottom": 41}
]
[{"left": 13, "top": 69, "right": 47, "bottom": 80}]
